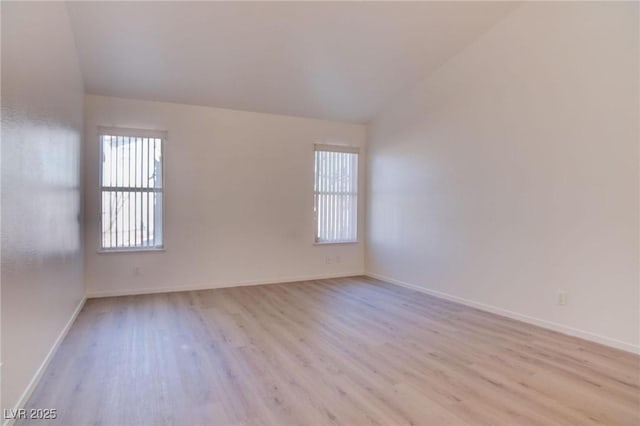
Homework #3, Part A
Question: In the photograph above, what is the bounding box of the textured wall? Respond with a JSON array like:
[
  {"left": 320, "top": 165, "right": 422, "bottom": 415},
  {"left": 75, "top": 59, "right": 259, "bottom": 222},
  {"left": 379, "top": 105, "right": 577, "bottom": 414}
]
[{"left": 1, "top": 1, "right": 85, "bottom": 411}]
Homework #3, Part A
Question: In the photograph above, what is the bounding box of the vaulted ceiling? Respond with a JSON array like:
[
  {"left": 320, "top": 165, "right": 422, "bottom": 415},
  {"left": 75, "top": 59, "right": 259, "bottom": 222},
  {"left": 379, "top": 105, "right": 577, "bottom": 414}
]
[{"left": 66, "top": 2, "right": 517, "bottom": 123}]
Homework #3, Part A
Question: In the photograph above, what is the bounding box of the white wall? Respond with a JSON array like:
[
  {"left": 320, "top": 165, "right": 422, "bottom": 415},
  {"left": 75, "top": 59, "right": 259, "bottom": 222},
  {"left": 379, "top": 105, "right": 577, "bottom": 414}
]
[
  {"left": 1, "top": 2, "right": 85, "bottom": 413},
  {"left": 84, "top": 95, "right": 366, "bottom": 296},
  {"left": 367, "top": 2, "right": 639, "bottom": 352}
]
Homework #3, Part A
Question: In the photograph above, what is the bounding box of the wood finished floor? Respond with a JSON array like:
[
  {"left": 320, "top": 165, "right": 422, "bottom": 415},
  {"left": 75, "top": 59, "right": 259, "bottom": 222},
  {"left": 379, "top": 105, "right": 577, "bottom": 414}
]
[{"left": 22, "top": 277, "right": 640, "bottom": 426}]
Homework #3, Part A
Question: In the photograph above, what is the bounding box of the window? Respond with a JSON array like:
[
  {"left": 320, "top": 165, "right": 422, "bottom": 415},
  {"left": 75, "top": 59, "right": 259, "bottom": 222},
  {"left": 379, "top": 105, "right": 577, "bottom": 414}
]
[
  {"left": 314, "top": 144, "right": 359, "bottom": 243},
  {"left": 99, "top": 127, "right": 164, "bottom": 251}
]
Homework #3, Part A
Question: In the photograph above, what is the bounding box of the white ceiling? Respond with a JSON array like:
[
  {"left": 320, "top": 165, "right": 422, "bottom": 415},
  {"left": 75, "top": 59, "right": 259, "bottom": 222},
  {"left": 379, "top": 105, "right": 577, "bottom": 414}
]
[{"left": 66, "top": 2, "right": 517, "bottom": 123}]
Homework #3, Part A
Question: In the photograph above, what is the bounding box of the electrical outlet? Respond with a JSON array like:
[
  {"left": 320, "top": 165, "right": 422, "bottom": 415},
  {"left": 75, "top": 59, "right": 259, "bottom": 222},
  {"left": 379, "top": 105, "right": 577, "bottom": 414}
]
[
  {"left": 335, "top": 255, "right": 341, "bottom": 264},
  {"left": 134, "top": 266, "right": 141, "bottom": 276},
  {"left": 325, "top": 256, "right": 332, "bottom": 265},
  {"left": 558, "top": 291, "right": 568, "bottom": 306}
]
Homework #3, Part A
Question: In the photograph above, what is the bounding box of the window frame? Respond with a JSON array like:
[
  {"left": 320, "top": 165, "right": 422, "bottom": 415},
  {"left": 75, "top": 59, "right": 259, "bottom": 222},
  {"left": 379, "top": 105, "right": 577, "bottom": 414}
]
[
  {"left": 313, "top": 143, "right": 360, "bottom": 245},
  {"left": 97, "top": 126, "right": 166, "bottom": 253}
]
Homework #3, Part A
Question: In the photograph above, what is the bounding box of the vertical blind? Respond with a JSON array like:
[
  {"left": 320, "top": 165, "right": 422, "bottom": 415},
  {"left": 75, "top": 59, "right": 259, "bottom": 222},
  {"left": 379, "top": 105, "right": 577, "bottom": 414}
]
[
  {"left": 314, "top": 145, "right": 359, "bottom": 243},
  {"left": 99, "top": 129, "right": 164, "bottom": 250}
]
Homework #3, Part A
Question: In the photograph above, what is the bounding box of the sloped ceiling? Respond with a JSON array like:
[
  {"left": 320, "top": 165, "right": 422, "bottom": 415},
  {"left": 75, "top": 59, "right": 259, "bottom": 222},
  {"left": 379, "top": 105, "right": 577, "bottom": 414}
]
[{"left": 67, "top": 1, "right": 517, "bottom": 123}]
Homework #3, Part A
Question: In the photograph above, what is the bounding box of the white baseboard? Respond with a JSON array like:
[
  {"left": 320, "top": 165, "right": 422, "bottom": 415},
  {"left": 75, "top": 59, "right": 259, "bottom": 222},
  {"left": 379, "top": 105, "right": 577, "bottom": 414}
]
[
  {"left": 3, "top": 297, "right": 87, "bottom": 426},
  {"left": 366, "top": 272, "right": 640, "bottom": 355},
  {"left": 86, "top": 272, "right": 365, "bottom": 298}
]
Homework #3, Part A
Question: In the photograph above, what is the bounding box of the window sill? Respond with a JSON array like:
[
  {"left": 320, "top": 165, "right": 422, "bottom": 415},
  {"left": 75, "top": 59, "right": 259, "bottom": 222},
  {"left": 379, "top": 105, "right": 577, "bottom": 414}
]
[
  {"left": 313, "top": 241, "right": 359, "bottom": 246},
  {"left": 97, "top": 247, "right": 165, "bottom": 254}
]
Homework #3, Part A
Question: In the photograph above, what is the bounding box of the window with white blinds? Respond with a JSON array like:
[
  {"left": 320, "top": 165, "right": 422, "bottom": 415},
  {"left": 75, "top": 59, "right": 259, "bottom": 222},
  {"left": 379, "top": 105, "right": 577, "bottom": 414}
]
[
  {"left": 314, "top": 145, "right": 359, "bottom": 243},
  {"left": 99, "top": 128, "right": 164, "bottom": 251}
]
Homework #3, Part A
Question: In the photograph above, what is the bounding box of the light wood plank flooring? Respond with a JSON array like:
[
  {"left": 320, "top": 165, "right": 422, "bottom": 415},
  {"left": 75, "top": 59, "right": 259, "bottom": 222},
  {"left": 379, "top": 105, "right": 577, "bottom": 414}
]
[{"left": 21, "top": 276, "right": 640, "bottom": 425}]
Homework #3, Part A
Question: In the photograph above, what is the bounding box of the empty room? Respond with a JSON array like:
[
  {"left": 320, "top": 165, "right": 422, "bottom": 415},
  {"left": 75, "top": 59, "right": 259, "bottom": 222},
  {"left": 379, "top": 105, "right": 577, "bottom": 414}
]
[{"left": 1, "top": 1, "right": 638, "bottom": 425}]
